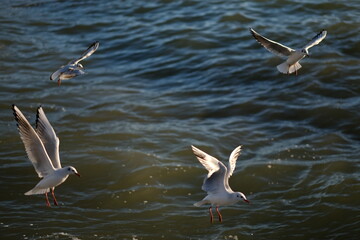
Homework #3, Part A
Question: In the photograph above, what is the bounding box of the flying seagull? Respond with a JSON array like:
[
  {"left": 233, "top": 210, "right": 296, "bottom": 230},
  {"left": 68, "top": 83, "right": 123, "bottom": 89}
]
[
  {"left": 12, "top": 105, "right": 80, "bottom": 207},
  {"left": 250, "top": 28, "right": 327, "bottom": 75},
  {"left": 192, "top": 145, "right": 249, "bottom": 223},
  {"left": 50, "top": 41, "right": 99, "bottom": 86}
]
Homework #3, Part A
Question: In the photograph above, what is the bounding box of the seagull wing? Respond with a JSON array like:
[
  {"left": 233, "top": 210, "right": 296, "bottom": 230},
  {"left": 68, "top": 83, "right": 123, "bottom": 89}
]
[
  {"left": 225, "top": 146, "right": 242, "bottom": 191},
  {"left": 250, "top": 28, "right": 295, "bottom": 58},
  {"left": 50, "top": 66, "right": 64, "bottom": 81},
  {"left": 227, "top": 145, "right": 242, "bottom": 178},
  {"left": 59, "top": 67, "right": 86, "bottom": 80},
  {"left": 191, "top": 145, "right": 228, "bottom": 194},
  {"left": 303, "top": 29, "right": 327, "bottom": 50},
  {"left": 191, "top": 145, "right": 220, "bottom": 177},
  {"left": 202, "top": 162, "right": 227, "bottom": 194},
  {"left": 35, "top": 107, "right": 61, "bottom": 169},
  {"left": 71, "top": 41, "right": 99, "bottom": 65},
  {"left": 12, "top": 105, "right": 55, "bottom": 178}
]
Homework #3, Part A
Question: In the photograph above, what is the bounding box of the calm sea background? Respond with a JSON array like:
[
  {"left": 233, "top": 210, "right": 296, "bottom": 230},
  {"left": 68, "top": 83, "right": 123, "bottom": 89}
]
[{"left": 0, "top": 0, "right": 359, "bottom": 239}]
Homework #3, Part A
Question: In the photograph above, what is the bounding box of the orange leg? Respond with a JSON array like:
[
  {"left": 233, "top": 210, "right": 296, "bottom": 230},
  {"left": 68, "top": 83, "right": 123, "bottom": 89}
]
[
  {"left": 57, "top": 79, "right": 61, "bottom": 86},
  {"left": 216, "top": 206, "right": 223, "bottom": 223},
  {"left": 51, "top": 188, "right": 58, "bottom": 206},
  {"left": 209, "top": 206, "right": 214, "bottom": 223},
  {"left": 45, "top": 192, "right": 51, "bottom": 207}
]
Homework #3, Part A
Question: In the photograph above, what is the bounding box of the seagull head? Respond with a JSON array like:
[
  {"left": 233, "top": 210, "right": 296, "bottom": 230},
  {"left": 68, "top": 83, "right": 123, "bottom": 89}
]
[
  {"left": 301, "top": 49, "right": 310, "bottom": 57},
  {"left": 235, "top": 192, "right": 250, "bottom": 204},
  {"left": 66, "top": 166, "right": 81, "bottom": 177}
]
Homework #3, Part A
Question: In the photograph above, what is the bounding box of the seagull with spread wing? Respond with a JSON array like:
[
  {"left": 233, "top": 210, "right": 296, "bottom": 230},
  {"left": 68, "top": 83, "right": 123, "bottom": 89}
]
[
  {"left": 12, "top": 105, "right": 80, "bottom": 207},
  {"left": 50, "top": 41, "right": 99, "bottom": 86},
  {"left": 192, "top": 145, "right": 249, "bottom": 223},
  {"left": 250, "top": 28, "right": 327, "bottom": 75}
]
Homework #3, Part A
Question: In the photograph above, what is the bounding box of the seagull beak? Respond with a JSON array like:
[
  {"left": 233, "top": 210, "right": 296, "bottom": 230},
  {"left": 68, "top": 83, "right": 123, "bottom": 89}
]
[
  {"left": 244, "top": 199, "right": 250, "bottom": 204},
  {"left": 75, "top": 172, "right": 81, "bottom": 177}
]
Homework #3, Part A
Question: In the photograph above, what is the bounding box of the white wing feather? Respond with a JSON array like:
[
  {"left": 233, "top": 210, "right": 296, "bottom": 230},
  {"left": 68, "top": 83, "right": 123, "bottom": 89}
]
[
  {"left": 70, "top": 41, "right": 99, "bottom": 65},
  {"left": 191, "top": 145, "right": 220, "bottom": 178},
  {"left": 303, "top": 30, "right": 327, "bottom": 50},
  {"left": 50, "top": 67, "right": 64, "bottom": 81},
  {"left": 227, "top": 145, "right": 242, "bottom": 177},
  {"left": 250, "top": 28, "right": 295, "bottom": 58},
  {"left": 35, "top": 107, "right": 61, "bottom": 169},
  {"left": 12, "top": 105, "right": 55, "bottom": 178}
]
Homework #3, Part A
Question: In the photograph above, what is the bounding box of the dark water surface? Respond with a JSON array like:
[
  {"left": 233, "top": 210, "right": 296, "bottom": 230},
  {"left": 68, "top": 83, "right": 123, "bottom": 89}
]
[{"left": 0, "top": 0, "right": 359, "bottom": 239}]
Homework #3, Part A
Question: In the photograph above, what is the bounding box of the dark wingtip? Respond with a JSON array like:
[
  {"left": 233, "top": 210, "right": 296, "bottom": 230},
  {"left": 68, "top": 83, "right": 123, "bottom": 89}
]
[
  {"left": 11, "top": 104, "right": 19, "bottom": 123},
  {"left": 11, "top": 104, "right": 17, "bottom": 119},
  {"left": 249, "top": 28, "right": 258, "bottom": 38},
  {"left": 90, "top": 41, "right": 100, "bottom": 48},
  {"left": 35, "top": 106, "right": 42, "bottom": 128},
  {"left": 94, "top": 41, "right": 100, "bottom": 49},
  {"left": 11, "top": 104, "right": 17, "bottom": 114}
]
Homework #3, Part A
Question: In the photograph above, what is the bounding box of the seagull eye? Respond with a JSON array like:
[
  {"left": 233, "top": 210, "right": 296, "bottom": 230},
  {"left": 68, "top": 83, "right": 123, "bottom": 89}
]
[{"left": 68, "top": 167, "right": 71, "bottom": 171}]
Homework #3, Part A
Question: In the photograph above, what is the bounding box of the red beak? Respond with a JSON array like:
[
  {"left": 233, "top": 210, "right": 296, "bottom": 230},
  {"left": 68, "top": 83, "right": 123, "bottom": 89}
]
[
  {"left": 244, "top": 199, "right": 250, "bottom": 204},
  {"left": 75, "top": 172, "right": 81, "bottom": 177}
]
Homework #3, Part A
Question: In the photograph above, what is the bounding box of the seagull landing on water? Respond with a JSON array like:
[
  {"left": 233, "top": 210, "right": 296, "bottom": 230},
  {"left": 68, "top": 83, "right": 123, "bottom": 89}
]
[
  {"left": 50, "top": 41, "right": 99, "bottom": 86},
  {"left": 192, "top": 145, "right": 249, "bottom": 223},
  {"left": 250, "top": 28, "right": 327, "bottom": 75},
  {"left": 12, "top": 105, "right": 80, "bottom": 207}
]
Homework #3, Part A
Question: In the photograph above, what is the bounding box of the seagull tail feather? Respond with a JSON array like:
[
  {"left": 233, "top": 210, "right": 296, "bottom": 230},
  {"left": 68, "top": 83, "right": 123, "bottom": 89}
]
[
  {"left": 194, "top": 200, "right": 207, "bottom": 207},
  {"left": 277, "top": 62, "right": 302, "bottom": 74},
  {"left": 24, "top": 187, "right": 49, "bottom": 195}
]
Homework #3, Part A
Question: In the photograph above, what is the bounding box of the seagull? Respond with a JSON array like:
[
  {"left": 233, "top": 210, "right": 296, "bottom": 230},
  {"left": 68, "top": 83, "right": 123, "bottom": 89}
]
[
  {"left": 50, "top": 41, "right": 99, "bottom": 86},
  {"left": 192, "top": 145, "right": 249, "bottom": 223},
  {"left": 12, "top": 105, "right": 80, "bottom": 207},
  {"left": 250, "top": 28, "right": 327, "bottom": 75}
]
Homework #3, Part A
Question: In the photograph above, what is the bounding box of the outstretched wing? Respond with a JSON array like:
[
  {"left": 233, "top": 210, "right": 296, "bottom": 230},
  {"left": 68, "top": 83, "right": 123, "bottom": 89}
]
[
  {"left": 227, "top": 145, "right": 242, "bottom": 178},
  {"left": 70, "top": 41, "right": 99, "bottom": 65},
  {"left": 191, "top": 145, "right": 228, "bottom": 194},
  {"left": 12, "top": 105, "right": 55, "bottom": 178},
  {"left": 250, "top": 28, "right": 295, "bottom": 58},
  {"left": 50, "top": 66, "right": 64, "bottom": 81},
  {"left": 202, "top": 162, "right": 227, "bottom": 194},
  {"left": 35, "top": 107, "right": 61, "bottom": 169},
  {"left": 59, "top": 67, "right": 86, "bottom": 80},
  {"left": 303, "top": 29, "right": 327, "bottom": 50},
  {"left": 225, "top": 146, "right": 242, "bottom": 191},
  {"left": 191, "top": 145, "right": 220, "bottom": 177}
]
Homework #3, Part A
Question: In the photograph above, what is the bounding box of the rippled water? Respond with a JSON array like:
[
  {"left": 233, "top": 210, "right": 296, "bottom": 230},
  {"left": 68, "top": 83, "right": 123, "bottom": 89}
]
[{"left": 0, "top": 0, "right": 359, "bottom": 239}]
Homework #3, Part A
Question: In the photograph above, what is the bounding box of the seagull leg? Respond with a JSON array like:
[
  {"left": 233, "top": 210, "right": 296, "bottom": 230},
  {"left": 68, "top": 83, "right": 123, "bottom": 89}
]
[
  {"left": 51, "top": 188, "right": 58, "bottom": 206},
  {"left": 216, "top": 206, "right": 223, "bottom": 223},
  {"left": 209, "top": 206, "right": 214, "bottom": 223},
  {"left": 57, "top": 79, "right": 61, "bottom": 86},
  {"left": 45, "top": 192, "right": 51, "bottom": 207}
]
